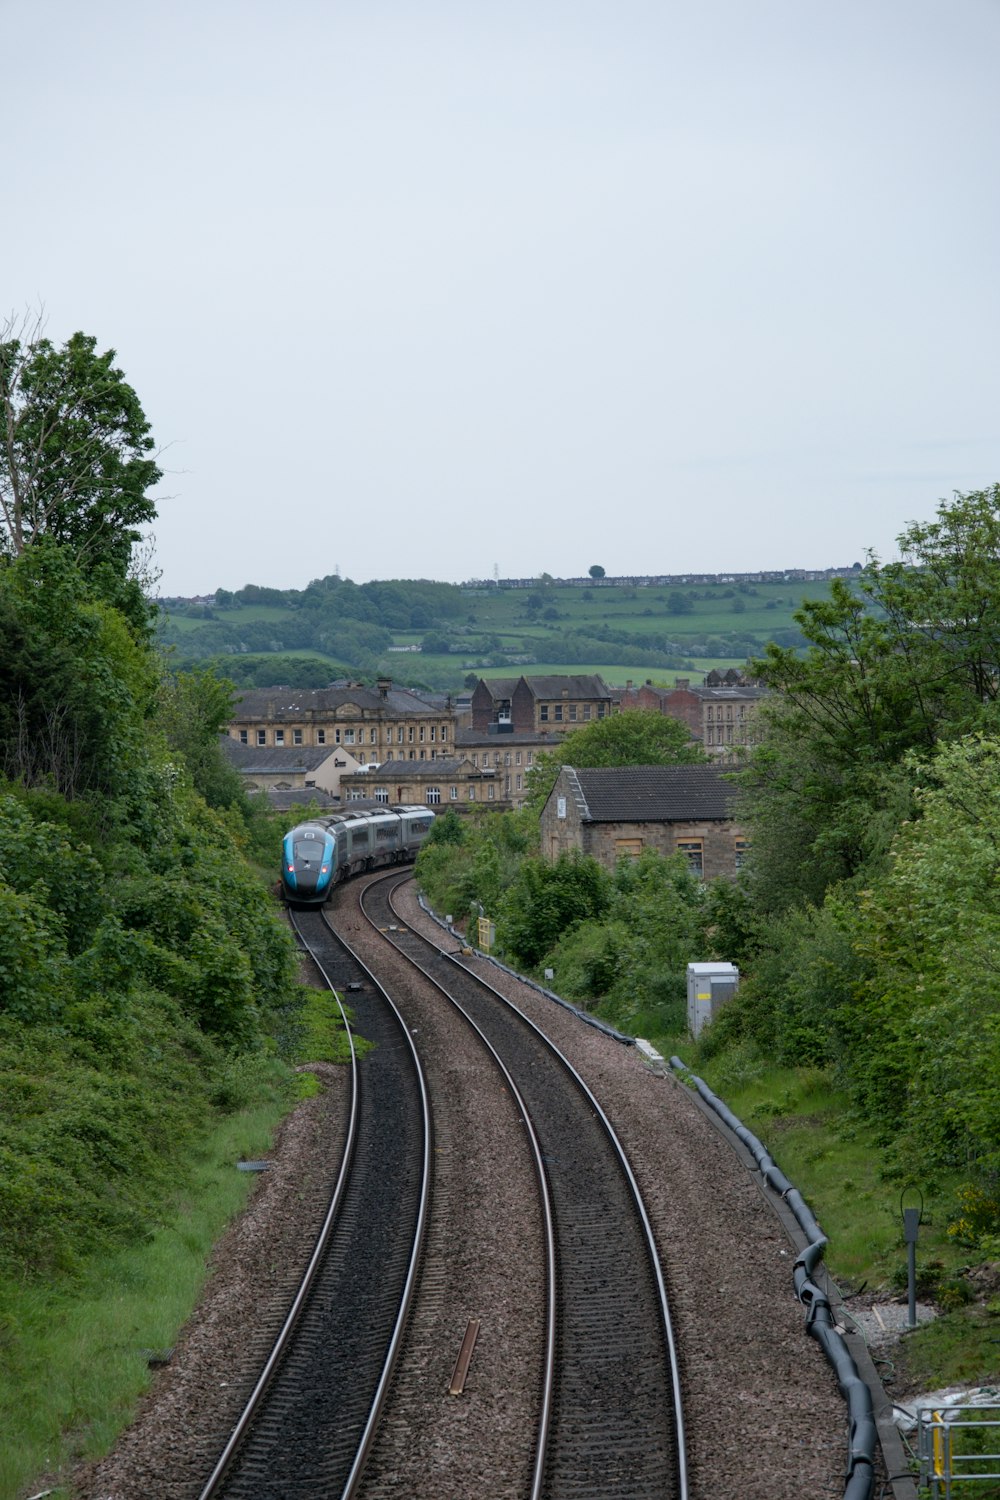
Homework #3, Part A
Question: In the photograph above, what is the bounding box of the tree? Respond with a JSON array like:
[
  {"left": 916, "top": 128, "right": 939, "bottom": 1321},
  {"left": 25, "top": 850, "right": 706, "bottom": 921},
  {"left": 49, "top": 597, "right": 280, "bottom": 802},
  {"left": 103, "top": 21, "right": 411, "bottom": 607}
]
[
  {"left": 588, "top": 564, "right": 606, "bottom": 580},
  {"left": 0, "top": 318, "right": 161, "bottom": 593},
  {"left": 525, "top": 709, "right": 705, "bottom": 810}
]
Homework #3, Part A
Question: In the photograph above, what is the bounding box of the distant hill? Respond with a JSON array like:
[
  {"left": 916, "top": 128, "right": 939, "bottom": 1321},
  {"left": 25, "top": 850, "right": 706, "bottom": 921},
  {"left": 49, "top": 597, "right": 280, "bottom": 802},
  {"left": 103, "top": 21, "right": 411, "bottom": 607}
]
[{"left": 157, "top": 569, "right": 859, "bottom": 691}]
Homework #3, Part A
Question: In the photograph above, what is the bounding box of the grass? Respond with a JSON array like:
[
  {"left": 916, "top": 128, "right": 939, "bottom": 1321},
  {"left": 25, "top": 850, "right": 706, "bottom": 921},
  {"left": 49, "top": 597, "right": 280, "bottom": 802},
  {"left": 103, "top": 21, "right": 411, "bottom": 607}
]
[
  {"left": 0, "top": 1052, "right": 332, "bottom": 1500},
  {"left": 653, "top": 1041, "right": 1000, "bottom": 1414}
]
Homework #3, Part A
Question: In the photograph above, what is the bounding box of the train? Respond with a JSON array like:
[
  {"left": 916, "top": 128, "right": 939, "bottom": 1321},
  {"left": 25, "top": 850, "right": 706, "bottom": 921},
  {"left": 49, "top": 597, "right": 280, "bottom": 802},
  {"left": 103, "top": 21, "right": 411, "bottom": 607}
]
[{"left": 281, "top": 805, "right": 436, "bottom": 906}]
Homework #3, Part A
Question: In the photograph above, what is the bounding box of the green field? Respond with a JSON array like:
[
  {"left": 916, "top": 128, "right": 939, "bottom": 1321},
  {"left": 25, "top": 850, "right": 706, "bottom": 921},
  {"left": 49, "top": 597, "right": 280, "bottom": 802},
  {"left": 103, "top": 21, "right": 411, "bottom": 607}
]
[{"left": 159, "top": 575, "right": 851, "bottom": 690}]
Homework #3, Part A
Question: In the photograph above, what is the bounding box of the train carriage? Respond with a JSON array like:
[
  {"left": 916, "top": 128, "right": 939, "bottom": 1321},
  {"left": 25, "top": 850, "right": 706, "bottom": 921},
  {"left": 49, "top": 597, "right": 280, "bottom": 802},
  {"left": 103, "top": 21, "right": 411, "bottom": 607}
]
[{"left": 281, "top": 805, "right": 435, "bottom": 906}]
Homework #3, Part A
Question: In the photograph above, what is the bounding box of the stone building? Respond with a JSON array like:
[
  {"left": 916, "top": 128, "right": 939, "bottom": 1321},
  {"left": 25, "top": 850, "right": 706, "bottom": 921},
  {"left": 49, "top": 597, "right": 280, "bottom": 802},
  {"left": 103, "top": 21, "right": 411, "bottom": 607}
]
[
  {"left": 470, "top": 674, "right": 614, "bottom": 735},
  {"left": 339, "top": 756, "right": 508, "bottom": 810},
  {"left": 227, "top": 678, "right": 455, "bottom": 765},
  {"left": 539, "top": 764, "right": 746, "bottom": 879},
  {"left": 220, "top": 739, "right": 363, "bottom": 797},
  {"left": 617, "top": 673, "right": 767, "bottom": 761}
]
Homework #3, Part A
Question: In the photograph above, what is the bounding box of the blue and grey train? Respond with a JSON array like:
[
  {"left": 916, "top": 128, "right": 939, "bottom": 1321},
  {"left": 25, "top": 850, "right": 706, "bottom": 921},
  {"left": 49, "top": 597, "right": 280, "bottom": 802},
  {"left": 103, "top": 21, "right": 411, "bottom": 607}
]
[{"left": 281, "top": 805, "right": 435, "bottom": 906}]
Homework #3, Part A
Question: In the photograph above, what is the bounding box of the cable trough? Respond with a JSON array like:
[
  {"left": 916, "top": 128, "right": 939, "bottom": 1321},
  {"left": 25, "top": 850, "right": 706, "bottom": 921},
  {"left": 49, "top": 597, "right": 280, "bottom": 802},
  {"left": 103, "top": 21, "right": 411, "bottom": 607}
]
[{"left": 669, "top": 1057, "right": 877, "bottom": 1500}]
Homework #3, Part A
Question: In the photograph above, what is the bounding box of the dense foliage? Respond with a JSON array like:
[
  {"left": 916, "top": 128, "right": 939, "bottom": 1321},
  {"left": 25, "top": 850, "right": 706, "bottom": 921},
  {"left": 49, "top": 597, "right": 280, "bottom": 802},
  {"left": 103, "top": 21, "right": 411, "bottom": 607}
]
[
  {"left": 0, "top": 477, "right": 309, "bottom": 1288},
  {"left": 720, "top": 487, "right": 1000, "bottom": 1247}
]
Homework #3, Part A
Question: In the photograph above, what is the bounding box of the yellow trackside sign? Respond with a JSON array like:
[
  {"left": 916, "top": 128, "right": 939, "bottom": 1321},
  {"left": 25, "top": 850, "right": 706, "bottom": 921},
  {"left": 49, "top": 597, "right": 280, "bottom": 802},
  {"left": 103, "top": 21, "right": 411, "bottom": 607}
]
[{"left": 477, "top": 916, "right": 496, "bottom": 952}]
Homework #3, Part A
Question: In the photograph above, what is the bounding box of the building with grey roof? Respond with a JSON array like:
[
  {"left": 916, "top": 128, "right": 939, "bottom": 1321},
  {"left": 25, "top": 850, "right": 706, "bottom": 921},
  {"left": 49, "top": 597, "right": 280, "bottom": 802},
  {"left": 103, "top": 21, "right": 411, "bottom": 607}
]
[{"left": 539, "top": 764, "right": 746, "bottom": 879}]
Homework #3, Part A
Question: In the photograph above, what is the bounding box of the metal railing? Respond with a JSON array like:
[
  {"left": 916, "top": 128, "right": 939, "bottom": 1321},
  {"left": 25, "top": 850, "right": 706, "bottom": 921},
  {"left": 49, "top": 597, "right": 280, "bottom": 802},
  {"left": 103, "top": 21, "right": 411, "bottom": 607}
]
[{"left": 918, "top": 1404, "right": 1000, "bottom": 1496}]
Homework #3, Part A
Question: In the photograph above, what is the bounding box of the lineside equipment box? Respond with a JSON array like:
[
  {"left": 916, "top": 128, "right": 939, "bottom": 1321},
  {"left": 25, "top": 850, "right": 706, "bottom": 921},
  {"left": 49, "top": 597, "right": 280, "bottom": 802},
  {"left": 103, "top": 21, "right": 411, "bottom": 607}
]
[{"left": 686, "top": 962, "right": 739, "bottom": 1039}]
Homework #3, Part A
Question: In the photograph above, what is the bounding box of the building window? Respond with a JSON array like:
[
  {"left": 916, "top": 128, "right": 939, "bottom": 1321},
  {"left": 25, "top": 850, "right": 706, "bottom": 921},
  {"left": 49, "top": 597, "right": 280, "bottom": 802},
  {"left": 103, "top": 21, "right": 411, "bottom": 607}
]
[
  {"left": 515, "top": 751, "right": 521, "bottom": 765},
  {"left": 735, "top": 838, "right": 749, "bottom": 869},
  {"left": 317, "top": 729, "right": 326, "bottom": 744},
  {"left": 554, "top": 705, "right": 563, "bottom": 722},
  {"left": 430, "top": 726, "right": 436, "bottom": 741},
  {"left": 359, "top": 753, "right": 366, "bottom": 764},
  {"left": 527, "top": 752, "right": 533, "bottom": 765},
  {"left": 275, "top": 729, "right": 285, "bottom": 745},
  {"left": 615, "top": 838, "right": 643, "bottom": 859},
  {"left": 583, "top": 705, "right": 592, "bottom": 720},
  {"left": 371, "top": 728, "right": 377, "bottom": 743},
  {"left": 516, "top": 773, "right": 521, "bottom": 790},
  {"left": 468, "top": 786, "right": 476, "bottom": 800},
  {"left": 426, "top": 786, "right": 441, "bottom": 804},
  {"left": 569, "top": 704, "right": 577, "bottom": 721},
  {"left": 677, "top": 839, "right": 704, "bottom": 878},
  {"left": 450, "top": 786, "right": 458, "bottom": 800},
  {"left": 504, "top": 752, "right": 510, "bottom": 766},
  {"left": 540, "top": 705, "right": 549, "bottom": 721},
  {"left": 494, "top": 752, "right": 501, "bottom": 765},
  {"left": 598, "top": 704, "right": 606, "bottom": 718},
  {"left": 256, "top": 729, "right": 266, "bottom": 745},
  {"left": 408, "top": 727, "right": 414, "bottom": 742},
  {"left": 344, "top": 729, "right": 355, "bottom": 744},
  {"left": 239, "top": 729, "right": 248, "bottom": 744},
  {"left": 419, "top": 726, "right": 425, "bottom": 741},
  {"left": 441, "top": 725, "right": 448, "bottom": 742},
  {"left": 707, "top": 728, "right": 714, "bottom": 745},
  {"left": 374, "top": 786, "right": 389, "bottom": 803},
  {"left": 488, "top": 784, "right": 495, "bottom": 799},
  {"left": 293, "top": 729, "right": 303, "bottom": 745},
  {"left": 398, "top": 727, "right": 404, "bottom": 743}
]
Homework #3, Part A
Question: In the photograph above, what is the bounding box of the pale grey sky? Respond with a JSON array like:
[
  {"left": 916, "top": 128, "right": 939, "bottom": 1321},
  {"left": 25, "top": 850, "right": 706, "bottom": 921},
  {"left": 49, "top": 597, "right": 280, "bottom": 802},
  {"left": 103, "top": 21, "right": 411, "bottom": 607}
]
[{"left": 6, "top": 0, "right": 999, "bottom": 595}]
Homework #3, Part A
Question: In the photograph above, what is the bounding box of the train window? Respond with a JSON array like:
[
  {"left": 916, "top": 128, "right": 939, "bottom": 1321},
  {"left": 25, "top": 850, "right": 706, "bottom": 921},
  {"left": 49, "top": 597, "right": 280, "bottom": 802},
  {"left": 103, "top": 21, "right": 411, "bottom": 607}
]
[
  {"left": 294, "top": 838, "right": 326, "bottom": 862},
  {"left": 352, "top": 829, "right": 369, "bottom": 846}
]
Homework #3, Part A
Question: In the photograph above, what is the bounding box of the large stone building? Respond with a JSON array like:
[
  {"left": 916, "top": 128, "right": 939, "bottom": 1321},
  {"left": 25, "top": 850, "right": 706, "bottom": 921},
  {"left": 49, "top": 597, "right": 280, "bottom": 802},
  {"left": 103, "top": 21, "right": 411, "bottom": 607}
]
[
  {"left": 227, "top": 679, "right": 455, "bottom": 765},
  {"left": 539, "top": 764, "right": 746, "bottom": 878},
  {"left": 470, "top": 674, "right": 615, "bottom": 735},
  {"left": 220, "top": 739, "right": 363, "bottom": 797},
  {"left": 617, "top": 672, "right": 767, "bottom": 761}
]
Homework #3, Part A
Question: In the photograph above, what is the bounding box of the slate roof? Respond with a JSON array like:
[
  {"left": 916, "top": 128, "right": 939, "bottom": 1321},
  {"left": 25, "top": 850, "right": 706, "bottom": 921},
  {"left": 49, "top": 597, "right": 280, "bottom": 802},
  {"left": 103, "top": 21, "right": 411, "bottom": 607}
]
[
  {"left": 565, "top": 764, "right": 739, "bottom": 822},
  {"left": 346, "top": 757, "right": 479, "bottom": 778},
  {"left": 221, "top": 739, "right": 340, "bottom": 774},
  {"left": 265, "top": 788, "right": 339, "bottom": 812},
  {"left": 478, "top": 674, "right": 613, "bottom": 700},
  {"left": 232, "top": 684, "right": 441, "bottom": 719}
]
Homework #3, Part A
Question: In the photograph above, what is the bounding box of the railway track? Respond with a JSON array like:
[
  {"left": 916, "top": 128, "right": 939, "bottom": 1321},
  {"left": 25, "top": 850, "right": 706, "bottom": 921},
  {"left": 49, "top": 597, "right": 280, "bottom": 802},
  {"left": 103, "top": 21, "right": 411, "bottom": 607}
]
[
  {"left": 198, "top": 906, "right": 431, "bottom": 1500},
  {"left": 358, "top": 872, "right": 689, "bottom": 1500}
]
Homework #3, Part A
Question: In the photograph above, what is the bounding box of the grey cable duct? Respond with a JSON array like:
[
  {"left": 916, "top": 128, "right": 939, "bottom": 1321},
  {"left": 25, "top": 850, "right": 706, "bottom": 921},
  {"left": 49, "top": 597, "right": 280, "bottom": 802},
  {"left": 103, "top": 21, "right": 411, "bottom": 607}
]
[{"left": 669, "top": 1058, "right": 876, "bottom": 1500}]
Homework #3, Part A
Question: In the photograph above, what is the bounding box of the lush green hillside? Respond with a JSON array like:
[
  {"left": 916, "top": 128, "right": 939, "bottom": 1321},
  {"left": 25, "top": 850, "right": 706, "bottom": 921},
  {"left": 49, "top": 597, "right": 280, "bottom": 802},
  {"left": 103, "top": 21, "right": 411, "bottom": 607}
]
[{"left": 158, "top": 574, "right": 853, "bottom": 689}]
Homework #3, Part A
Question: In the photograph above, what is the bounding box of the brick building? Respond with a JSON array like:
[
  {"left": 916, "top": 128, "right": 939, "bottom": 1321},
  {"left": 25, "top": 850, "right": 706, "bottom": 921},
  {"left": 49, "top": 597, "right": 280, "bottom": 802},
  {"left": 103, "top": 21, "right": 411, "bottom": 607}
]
[{"left": 539, "top": 764, "right": 746, "bottom": 879}]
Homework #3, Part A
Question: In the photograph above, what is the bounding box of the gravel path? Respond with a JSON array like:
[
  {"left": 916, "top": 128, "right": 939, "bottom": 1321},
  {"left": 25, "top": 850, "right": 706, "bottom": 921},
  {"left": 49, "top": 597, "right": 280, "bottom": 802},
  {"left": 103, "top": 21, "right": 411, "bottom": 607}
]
[{"left": 74, "top": 879, "right": 851, "bottom": 1499}]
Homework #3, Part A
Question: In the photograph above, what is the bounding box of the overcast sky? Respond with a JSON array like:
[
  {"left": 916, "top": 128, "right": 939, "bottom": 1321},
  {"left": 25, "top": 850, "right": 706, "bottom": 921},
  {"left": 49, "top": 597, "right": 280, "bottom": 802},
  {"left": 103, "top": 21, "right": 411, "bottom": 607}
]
[{"left": 6, "top": 1, "right": 999, "bottom": 596}]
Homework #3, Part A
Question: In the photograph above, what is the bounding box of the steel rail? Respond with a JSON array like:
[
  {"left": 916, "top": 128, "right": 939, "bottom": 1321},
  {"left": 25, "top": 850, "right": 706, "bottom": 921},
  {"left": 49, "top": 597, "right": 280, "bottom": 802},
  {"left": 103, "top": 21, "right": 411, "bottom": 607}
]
[
  {"left": 196, "top": 907, "right": 361, "bottom": 1500},
  {"left": 197, "top": 904, "right": 433, "bottom": 1500},
  {"left": 319, "top": 902, "right": 434, "bottom": 1500},
  {"left": 358, "top": 873, "right": 559, "bottom": 1500},
  {"left": 382, "top": 872, "right": 690, "bottom": 1500}
]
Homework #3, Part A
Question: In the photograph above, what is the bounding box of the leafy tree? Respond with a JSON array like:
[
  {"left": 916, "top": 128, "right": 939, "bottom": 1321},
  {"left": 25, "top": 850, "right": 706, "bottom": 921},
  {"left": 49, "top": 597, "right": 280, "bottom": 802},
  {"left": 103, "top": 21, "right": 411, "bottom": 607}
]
[
  {"left": 526, "top": 709, "right": 705, "bottom": 810},
  {"left": 157, "top": 668, "right": 249, "bottom": 810},
  {"left": 0, "top": 321, "right": 161, "bottom": 620},
  {"left": 588, "top": 564, "right": 606, "bottom": 579},
  {"left": 499, "top": 851, "right": 611, "bottom": 968}
]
